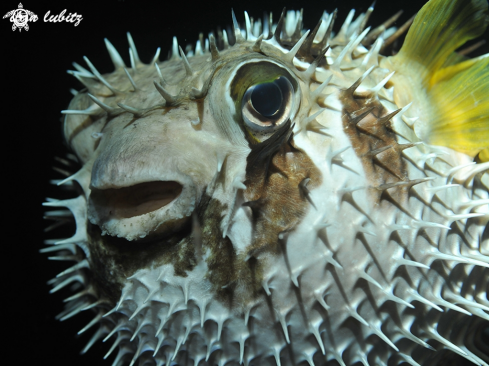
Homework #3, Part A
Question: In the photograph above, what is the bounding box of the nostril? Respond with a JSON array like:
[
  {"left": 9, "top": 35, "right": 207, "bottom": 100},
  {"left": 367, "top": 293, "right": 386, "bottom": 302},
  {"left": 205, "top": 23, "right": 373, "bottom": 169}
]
[{"left": 90, "top": 181, "right": 183, "bottom": 219}]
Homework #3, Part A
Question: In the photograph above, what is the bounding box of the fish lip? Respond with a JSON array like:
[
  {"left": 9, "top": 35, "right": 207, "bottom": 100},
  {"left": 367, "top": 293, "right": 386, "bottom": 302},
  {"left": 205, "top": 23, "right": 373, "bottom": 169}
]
[
  {"left": 87, "top": 174, "right": 198, "bottom": 241},
  {"left": 89, "top": 180, "right": 183, "bottom": 218}
]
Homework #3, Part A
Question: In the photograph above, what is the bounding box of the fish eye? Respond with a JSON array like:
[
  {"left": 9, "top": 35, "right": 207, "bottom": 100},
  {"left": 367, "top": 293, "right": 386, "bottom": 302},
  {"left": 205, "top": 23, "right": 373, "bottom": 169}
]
[
  {"left": 241, "top": 76, "right": 295, "bottom": 136},
  {"left": 250, "top": 82, "right": 282, "bottom": 117}
]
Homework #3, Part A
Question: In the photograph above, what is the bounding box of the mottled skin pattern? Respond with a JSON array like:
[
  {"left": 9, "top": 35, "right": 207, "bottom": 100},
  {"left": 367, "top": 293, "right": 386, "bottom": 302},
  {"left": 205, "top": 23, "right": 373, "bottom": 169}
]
[{"left": 44, "top": 1, "right": 489, "bottom": 366}]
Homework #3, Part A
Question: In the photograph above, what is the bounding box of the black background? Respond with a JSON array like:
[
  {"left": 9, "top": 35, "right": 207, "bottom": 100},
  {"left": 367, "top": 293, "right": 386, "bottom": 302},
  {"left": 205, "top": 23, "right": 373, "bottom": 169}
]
[{"left": 3, "top": 0, "right": 487, "bottom": 365}]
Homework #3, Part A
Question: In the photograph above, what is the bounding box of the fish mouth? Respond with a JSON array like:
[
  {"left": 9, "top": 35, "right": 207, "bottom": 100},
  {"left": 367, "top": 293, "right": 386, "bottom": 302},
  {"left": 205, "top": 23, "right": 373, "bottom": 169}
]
[
  {"left": 88, "top": 178, "right": 196, "bottom": 241},
  {"left": 89, "top": 181, "right": 183, "bottom": 219}
]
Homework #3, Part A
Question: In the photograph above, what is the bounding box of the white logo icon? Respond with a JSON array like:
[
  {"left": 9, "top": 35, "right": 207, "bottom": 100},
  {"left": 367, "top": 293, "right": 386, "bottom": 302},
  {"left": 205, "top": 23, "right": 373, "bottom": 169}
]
[{"left": 3, "top": 3, "right": 38, "bottom": 31}]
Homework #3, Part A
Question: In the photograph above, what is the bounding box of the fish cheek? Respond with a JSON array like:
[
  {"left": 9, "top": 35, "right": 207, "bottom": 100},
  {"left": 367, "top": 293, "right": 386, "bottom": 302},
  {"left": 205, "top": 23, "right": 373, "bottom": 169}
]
[{"left": 243, "top": 139, "right": 323, "bottom": 256}]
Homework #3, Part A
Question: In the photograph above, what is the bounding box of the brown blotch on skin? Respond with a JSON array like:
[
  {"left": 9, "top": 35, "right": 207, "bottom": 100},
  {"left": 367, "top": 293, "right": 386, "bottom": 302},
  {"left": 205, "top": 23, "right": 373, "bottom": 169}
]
[
  {"left": 86, "top": 193, "right": 268, "bottom": 308},
  {"left": 340, "top": 87, "right": 409, "bottom": 202},
  {"left": 243, "top": 132, "right": 322, "bottom": 258},
  {"left": 86, "top": 220, "right": 196, "bottom": 304},
  {"left": 197, "top": 195, "right": 266, "bottom": 307}
]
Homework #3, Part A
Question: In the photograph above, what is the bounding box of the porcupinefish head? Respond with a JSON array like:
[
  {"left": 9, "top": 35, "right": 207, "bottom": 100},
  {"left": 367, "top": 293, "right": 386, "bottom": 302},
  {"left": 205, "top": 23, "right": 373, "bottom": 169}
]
[{"left": 44, "top": 0, "right": 489, "bottom": 365}]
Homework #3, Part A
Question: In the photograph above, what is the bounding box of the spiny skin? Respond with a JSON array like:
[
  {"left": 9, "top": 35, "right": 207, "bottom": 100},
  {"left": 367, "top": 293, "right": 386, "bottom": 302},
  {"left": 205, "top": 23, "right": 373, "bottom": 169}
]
[{"left": 44, "top": 2, "right": 489, "bottom": 366}]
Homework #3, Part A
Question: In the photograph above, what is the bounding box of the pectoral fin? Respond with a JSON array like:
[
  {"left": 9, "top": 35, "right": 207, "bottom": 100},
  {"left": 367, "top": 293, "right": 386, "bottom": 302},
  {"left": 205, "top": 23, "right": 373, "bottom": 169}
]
[{"left": 382, "top": 0, "right": 489, "bottom": 160}]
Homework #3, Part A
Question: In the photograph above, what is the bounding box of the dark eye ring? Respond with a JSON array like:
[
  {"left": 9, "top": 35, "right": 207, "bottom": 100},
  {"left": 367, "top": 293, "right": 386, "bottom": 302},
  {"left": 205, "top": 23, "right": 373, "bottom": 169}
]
[{"left": 241, "top": 76, "right": 295, "bottom": 133}]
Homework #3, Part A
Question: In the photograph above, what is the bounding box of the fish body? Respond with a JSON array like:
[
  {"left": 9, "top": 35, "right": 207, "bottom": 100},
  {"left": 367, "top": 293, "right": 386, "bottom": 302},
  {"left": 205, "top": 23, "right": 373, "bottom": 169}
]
[{"left": 45, "top": 0, "right": 489, "bottom": 365}]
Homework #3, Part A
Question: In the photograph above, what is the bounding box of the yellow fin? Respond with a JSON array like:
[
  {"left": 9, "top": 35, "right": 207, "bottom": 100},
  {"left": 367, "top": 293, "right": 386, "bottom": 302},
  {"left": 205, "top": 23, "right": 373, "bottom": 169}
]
[
  {"left": 479, "top": 147, "right": 489, "bottom": 162},
  {"left": 441, "top": 51, "right": 468, "bottom": 69},
  {"left": 381, "top": 0, "right": 489, "bottom": 159},
  {"left": 394, "top": 0, "right": 488, "bottom": 85},
  {"left": 427, "top": 55, "right": 489, "bottom": 155}
]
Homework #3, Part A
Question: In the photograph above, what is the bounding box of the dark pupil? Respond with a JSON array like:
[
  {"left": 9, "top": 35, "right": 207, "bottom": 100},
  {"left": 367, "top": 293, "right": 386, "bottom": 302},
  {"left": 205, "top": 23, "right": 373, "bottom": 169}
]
[{"left": 250, "top": 82, "right": 283, "bottom": 117}]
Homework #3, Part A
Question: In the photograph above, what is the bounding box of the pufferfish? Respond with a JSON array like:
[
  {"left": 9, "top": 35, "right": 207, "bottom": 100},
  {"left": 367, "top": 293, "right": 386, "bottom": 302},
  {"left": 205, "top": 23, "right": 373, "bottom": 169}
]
[{"left": 43, "top": 0, "right": 489, "bottom": 365}]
